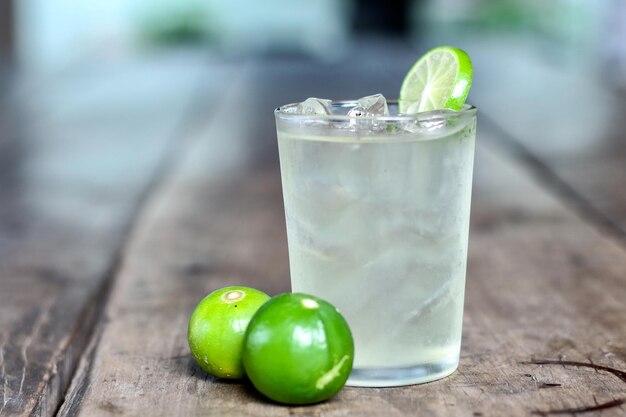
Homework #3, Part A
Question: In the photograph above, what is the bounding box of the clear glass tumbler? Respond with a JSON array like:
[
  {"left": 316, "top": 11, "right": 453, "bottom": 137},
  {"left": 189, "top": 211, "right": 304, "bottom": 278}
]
[{"left": 275, "top": 101, "right": 477, "bottom": 387}]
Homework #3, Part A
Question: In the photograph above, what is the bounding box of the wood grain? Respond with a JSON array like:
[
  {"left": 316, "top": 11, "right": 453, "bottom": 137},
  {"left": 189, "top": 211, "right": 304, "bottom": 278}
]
[
  {"left": 58, "top": 67, "right": 626, "bottom": 416},
  {"left": 0, "top": 56, "right": 219, "bottom": 417}
]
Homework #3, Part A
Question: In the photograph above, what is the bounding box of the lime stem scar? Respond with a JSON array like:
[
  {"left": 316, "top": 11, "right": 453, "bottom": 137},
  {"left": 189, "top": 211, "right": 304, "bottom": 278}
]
[{"left": 223, "top": 290, "right": 245, "bottom": 302}]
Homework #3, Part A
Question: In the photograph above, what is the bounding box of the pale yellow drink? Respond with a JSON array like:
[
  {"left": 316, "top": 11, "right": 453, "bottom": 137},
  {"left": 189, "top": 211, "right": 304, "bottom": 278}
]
[{"left": 275, "top": 101, "right": 477, "bottom": 387}]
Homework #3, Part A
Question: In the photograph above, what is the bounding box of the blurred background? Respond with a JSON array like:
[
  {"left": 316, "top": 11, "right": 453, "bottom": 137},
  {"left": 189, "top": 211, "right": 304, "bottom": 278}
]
[
  {"left": 2, "top": 0, "right": 625, "bottom": 141},
  {"left": 1, "top": 0, "right": 625, "bottom": 236},
  {"left": 3, "top": 0, "right": 626, "bottom": 77},
  {"left": 2, "top": 0, "right": 624, "bottom": 77}
]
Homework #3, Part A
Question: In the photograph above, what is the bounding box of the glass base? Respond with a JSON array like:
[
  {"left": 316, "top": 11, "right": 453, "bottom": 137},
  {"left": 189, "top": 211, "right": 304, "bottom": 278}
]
[{"left": 346, "top": 357, "right": 459, "bottom": 387}]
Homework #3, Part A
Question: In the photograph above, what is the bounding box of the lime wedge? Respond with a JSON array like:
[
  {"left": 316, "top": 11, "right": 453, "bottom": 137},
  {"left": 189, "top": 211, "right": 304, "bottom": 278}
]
[{"left": 399, "top": 46, "right": 473, "bottom": 113}]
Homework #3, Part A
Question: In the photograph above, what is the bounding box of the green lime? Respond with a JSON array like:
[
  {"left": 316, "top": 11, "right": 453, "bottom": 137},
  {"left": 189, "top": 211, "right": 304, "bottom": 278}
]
[
  {"left": 399, "top": 46, "right": 473, "bottom": 113},
  {"left": 242, "top": 293, "right": 354, "bottom": 405},
  {"left": 188, "top": 286, "right": 270, "bottom": 379}
]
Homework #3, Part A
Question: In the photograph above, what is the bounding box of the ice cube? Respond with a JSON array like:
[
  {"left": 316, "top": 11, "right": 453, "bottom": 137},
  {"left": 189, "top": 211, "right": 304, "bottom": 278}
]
[
  {"left": 296, "top": 97, "right": 332, "bottom": 115},
  {"left": 395, "top": 109, "right": 456, "bottom": 134},
  {"left": 347, "top": 94, "right": 389, "bottom": 117}
]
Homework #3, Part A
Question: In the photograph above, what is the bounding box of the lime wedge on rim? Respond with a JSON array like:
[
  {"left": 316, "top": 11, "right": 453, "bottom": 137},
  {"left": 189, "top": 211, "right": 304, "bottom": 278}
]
[{"left": 399, "top": 46, "right": 473, "bottom": 114}]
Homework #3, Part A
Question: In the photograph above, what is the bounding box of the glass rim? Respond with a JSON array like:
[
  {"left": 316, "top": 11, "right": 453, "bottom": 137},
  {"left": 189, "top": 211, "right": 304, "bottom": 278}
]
[{"left": 275, "top": 100, "right": 477, "bottom": 122}]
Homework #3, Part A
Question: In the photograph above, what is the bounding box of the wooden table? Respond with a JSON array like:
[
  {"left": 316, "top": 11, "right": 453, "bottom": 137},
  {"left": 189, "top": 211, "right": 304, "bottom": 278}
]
[{"left": 1, "top": 42, "right": 625, "bottom": 417}]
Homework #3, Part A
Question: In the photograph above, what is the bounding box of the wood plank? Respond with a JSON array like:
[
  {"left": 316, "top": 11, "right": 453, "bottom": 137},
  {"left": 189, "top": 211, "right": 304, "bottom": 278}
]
[
  {"left": 0, "top": 55, "right": 221, "bottom": 417},
  {"left": 61, "top": 64, "right": 626, "bottom": 416}
]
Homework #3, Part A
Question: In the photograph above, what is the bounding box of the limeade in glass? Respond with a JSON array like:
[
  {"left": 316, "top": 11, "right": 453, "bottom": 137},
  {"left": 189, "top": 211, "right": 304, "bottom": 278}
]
[{"left": 275, "top": 99, "right": 476, "bottom": 387}]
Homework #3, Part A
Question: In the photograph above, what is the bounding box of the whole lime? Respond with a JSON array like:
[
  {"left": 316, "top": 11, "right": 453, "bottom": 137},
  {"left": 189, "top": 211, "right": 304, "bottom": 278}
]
[
  {"left": 188, "top": 286, "right": 270, "bottom": 379},
  {"left": 242, "top": 293, "right": 354, "bottom": 405}
]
